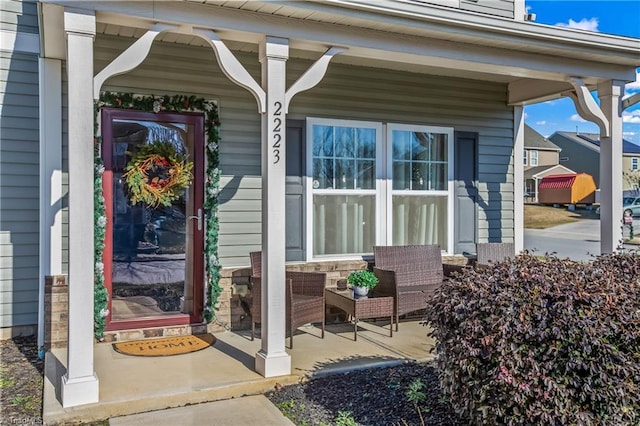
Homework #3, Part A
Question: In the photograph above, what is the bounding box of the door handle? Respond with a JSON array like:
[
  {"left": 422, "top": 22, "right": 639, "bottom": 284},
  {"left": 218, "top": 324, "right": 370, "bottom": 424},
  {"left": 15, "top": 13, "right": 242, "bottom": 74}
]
[{"left": 187, "top": 208, "right": 203, "bottom": 231}]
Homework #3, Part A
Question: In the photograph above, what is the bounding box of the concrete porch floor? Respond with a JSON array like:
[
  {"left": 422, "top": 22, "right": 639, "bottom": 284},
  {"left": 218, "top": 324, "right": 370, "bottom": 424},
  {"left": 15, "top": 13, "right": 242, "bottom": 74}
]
[{"left": 43, "top": 319, "right": 435, "bottom": 424}]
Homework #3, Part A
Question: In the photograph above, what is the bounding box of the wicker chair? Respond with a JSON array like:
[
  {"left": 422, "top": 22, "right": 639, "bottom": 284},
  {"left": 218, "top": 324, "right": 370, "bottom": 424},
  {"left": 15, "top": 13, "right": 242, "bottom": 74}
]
[
  {"left": 372, "top": 245, "right": 444, "bottom": 331},
  {"left": 249, "top": 252, "right": 325, "bottom": 348},
  {"left": 476, "top": 242, "right": 515, "bottom": 267}
]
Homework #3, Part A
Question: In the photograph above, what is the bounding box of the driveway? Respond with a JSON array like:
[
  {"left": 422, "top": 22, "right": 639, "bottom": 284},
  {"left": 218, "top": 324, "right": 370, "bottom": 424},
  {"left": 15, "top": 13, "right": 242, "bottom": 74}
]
[{"left": 524, "top": 218, "right": 639, "bottom": 261}]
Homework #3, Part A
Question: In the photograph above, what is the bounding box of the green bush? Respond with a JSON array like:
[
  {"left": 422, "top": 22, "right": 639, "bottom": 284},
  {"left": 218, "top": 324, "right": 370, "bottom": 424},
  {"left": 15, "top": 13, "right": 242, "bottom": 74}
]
[{"left": 424, "top": 251, "right": 640, "bottom": 425}]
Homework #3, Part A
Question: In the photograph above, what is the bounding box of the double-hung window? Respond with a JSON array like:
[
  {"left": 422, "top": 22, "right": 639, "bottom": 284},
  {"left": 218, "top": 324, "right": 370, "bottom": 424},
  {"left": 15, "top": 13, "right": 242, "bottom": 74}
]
[
  {"left": 388, "top": 124, "right": 453, "bottom": 251},
  {"left": 307, "top": 118, "right": 453, "bottom": 259},
  {"left": 632, "top": 157, "right": 638, "bottom": 171},
  {"left": 308, "top": 119, "right": 381, "bottom": 257},
  {"left": 530, "top": 150, "right": 538, "bottom": 166}
]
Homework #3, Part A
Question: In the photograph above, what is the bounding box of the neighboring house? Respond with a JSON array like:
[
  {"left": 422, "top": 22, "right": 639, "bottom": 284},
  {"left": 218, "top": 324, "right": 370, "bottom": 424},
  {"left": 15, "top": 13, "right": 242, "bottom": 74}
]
[
  {"left": 523, "top": 124, "right": 575, "bottom": 202},
  {"left": 1, "top": 0, "right": 638, "bottom": 408},
  {"left": 549, "top": 131, "right": 640, "bottom": 190}
]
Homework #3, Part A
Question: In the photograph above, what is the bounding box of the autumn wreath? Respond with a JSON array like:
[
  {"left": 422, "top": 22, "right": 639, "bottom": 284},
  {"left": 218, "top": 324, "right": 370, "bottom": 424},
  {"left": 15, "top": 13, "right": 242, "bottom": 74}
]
[{"left": 123, "top": 141, "right": 193, "bottom": 208}]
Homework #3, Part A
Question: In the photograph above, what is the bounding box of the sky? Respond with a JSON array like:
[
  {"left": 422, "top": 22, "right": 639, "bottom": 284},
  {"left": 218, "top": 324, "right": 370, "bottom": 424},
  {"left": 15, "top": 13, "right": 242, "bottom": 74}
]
[{"left": 523, "top": 0, "right": 640, "bottom": 145}]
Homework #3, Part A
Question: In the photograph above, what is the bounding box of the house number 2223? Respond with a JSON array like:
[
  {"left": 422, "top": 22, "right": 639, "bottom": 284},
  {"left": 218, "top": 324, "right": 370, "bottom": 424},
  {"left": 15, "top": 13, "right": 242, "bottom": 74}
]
[{"left": 272, "top": 101, "right": 282, "bottom": 164}]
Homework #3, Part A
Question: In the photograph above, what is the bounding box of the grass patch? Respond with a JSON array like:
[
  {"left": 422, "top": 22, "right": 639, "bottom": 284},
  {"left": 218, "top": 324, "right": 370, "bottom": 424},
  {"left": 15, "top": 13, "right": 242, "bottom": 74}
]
[
  {"left": 524, "top": 204, "right": 598, "bottom": 229},
  {"left": 11, "top": 395, "right": 39, "bottom": 411},
  {"left": 0, "top": 377, "right": 14, "bottom": 387}
]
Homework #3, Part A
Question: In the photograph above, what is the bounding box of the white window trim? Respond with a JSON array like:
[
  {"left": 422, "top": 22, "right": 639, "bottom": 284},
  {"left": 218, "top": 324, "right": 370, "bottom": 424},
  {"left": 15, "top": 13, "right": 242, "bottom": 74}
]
[
  {"left": 523, "top": 150, "right": 528, "bottom": 166},
  {"left": 632, "top": 157, "right": 638, "bottom": 171},
  {"left": 530, "top": 149, "right": 538, "bottom": 166},
  {"left": 305, "top": 118, "right": 384, "bottom": 261},
  {"left": 305, "top": 118, "right": 455, "bottom": 260},
  {"left": 386, "top": 123, "right": 454, "bottom": 254}
]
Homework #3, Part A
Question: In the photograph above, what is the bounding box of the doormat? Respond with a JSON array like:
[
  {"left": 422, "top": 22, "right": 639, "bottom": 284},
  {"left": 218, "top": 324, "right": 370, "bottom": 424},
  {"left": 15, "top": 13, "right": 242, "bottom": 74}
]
[{"left": 113, "top": 334, "right": 216, "bottom": 357}]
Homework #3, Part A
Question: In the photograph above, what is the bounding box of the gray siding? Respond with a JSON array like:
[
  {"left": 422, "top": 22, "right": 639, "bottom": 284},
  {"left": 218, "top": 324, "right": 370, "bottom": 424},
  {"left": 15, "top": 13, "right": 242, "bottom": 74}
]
[
  {"left": 0, "top": 49, "right": 40, "bottom": 328},
  {"left": 413, "top": 0, "right": 514, "bottom": 18},
  {"left": 548, "top": 134, "right": 601, "bottom": 186},
  {"left": 94, "top": 34, "right": 514, "bottom": 267},
  {"left": 61, "top": 64, "right": 68, "bottom": 274},
  {"left": 460, "top": 0, "right": 514, "bottom": 18},
  {"left": 1, "top": 0, "right": 39, "bottom": 34}
]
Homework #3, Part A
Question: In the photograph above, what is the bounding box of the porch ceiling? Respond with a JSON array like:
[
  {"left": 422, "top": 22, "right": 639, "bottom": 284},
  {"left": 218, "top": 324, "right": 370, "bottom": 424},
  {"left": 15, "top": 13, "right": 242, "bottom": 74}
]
[{"left": 42, "top": 0, "right": 639, "bottom": 104}]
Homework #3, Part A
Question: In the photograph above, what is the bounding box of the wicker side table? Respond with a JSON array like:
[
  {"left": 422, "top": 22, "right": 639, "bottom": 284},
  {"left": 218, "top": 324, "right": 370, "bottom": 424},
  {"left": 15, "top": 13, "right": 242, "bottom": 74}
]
[{"left": 326, "top": 288, "right": 394, "bottom": 341}]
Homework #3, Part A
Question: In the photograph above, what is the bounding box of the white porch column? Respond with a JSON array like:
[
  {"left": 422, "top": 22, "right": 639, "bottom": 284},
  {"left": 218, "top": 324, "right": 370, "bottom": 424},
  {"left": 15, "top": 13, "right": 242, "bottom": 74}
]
[
  {"left": 255, "top": 37, "right": 291, "bottom": 377},
  {"left": 513, "top": 106, "right": 525, "bottom": 253},
  {"left": 38, "top": 58, "right": 63, "bottom": 350},
  {"left": 61, "top": 8, "right": 99, "bottom": 407},
  {"left": 598, "top": 80, "right": 625, "bottom": 254}
]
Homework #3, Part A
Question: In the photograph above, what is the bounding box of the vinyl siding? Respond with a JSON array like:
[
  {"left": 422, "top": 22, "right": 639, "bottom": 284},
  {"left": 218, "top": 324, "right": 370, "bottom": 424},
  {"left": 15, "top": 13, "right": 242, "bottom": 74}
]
[
  {"left": 1, "top": 0, "right": 39, "bottom": 34},
  {"left": 410, "top": 0, "right": 514, "bottom": 18},
  {"left": 93, "top": 34, "right": 514, "bottom": 267},
  {"left": 524, "top": 149, "right": 559, "bottom": 169},
  {"left": 460, "top": 0, "right": 514, "bottom": 18},
  {"left": 625, "top": 157, "right": 639, "bottom": 191},
  {"left": 61, "top": 64, "right": 69, "bottom": 274},
  {"left": 537, "top": 150, "right": 560, "bottom": 167},
  {"left": 548, "top": 135, "right": 601, "bottom": 186},
  {"left": 0, "top": 49, "right": 40, "bottom": 328}
]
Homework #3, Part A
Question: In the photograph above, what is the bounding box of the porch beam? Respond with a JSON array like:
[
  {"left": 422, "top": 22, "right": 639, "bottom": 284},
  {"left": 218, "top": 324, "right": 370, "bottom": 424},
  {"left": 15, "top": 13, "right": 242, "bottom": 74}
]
[
  {"left": 508, "top": 79, "right": 575, "bottom": 105},
  {"left": 598, "top": 80, "right": 625, "bottom": 254},
  {"left": 93, "top": 23, "right": 178, "bottom": 99},
  {"left": 62, "top": 7, "right": 99, "bottom": 407},
  {"left": 256, "top": 36, "right": 291, "bottom": 377},
  {"left": 90, "top": 4, "right": 636, "bottom": 83}
]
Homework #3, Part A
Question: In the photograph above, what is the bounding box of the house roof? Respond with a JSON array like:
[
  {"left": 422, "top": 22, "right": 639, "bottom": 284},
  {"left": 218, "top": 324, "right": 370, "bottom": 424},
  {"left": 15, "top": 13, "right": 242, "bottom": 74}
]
[
  {"left": 524, "top": 164, "right": 575, "bottom": 180},
  {"left": 539, "top": 174, "right": 579, "bottom": 189},
  {"left": 524, "top": 124, "right": 560, "bottom": 151},
  {"left": 550, "top": 131, "right": 640, "bottom": 155}
]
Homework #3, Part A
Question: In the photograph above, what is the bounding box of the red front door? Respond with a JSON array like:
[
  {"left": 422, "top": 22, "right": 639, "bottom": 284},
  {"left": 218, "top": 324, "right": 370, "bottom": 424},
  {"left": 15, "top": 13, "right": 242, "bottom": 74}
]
[{"left": 101, "top": 108, "right": 205, "bottom": 331}]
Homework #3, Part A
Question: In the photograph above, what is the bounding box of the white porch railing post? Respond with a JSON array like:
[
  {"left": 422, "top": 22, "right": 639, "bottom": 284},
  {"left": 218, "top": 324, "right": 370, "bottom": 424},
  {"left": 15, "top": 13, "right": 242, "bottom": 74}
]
[
  {"left": 61, "top": 8, "right": 99, "bottom": 407},
  {"left": 598, "top": 80, "right": 625, "bottom": 254},
  {"left": 255, "top": 36, "right": 292, "bottom": 377}
]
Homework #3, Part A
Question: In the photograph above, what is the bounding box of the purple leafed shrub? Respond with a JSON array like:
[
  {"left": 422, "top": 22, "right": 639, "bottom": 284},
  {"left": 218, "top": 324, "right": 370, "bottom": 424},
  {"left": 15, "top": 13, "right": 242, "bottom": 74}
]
[{"left": 424, "top": 251, "right": 640, "bottom": 425}]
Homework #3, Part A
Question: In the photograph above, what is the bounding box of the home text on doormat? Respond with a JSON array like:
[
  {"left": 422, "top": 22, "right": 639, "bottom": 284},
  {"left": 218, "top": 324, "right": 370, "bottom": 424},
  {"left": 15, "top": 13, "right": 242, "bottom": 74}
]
[{"left": 113, "top": 334, "right": 216, "bottom": 357}]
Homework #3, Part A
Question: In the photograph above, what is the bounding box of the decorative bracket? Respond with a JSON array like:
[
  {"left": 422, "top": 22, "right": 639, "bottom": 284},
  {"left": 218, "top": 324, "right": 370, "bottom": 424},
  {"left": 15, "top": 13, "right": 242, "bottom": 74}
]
[
  {"left": 194, "top": 28, "right": 266, "bottom": 113},
  {"left": 93, "top": 24, "right": 178, "bottom": 99},
  {"left": 622, "top": 92, "right": 640, "bottom": 111},
  {"left": 563, "top": 77, "right": 610, "bottom": 137},
  {"left": 284, "top": 46, "right": 347, "bottom": 113}
]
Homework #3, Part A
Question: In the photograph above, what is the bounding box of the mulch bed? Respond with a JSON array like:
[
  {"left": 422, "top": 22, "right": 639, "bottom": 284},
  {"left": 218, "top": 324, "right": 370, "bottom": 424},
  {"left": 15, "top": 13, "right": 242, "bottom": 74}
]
[
  {"left": 266, "top": 362, "right": 467, "bottom": 426},
  {"left": 2, "top": 336, "right": 466, "bottom": 426},
  {"left": 0, "top": 336, "right": 44, "bottom": 425}
]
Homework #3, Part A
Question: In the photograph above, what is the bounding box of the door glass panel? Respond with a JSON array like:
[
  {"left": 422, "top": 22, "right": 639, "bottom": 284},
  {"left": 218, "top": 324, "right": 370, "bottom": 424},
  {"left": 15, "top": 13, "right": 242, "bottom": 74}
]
[{"left": 110, "top": 119, "right": 194, "bottom": 321}]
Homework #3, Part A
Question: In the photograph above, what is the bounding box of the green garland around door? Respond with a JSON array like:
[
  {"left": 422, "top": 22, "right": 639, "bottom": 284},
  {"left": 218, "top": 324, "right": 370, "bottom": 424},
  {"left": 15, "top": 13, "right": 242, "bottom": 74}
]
[{"left": 93, "top": 93, "right": 222, "bottom": 339}]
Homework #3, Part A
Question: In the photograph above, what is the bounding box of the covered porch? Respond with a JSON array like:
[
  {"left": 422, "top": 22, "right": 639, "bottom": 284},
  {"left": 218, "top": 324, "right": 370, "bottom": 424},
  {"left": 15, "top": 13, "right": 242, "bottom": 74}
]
[
  {"left": 37, "top": 0, "right": 638, "bottom": 409},
  {"left": 43, "top": 319, "right": 432, "bottom": 424}
]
